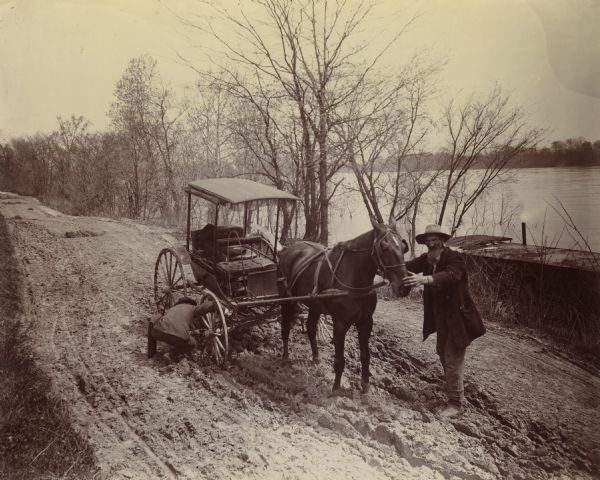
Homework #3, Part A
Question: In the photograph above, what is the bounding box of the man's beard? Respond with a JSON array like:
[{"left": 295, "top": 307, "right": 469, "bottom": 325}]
[{"left": 427, "top": 246, "right": 443, "bottom": 266}]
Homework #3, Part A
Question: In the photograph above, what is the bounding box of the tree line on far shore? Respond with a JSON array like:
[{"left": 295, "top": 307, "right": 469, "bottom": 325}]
[
  {"left": 373, "top": 137, "right": 600, "bottom": 172},
  {"left": 0, "top": 1, "right": 556, "bottom": 250},
  {"left": 515, "top": 138, "right": 600, "bottom": 168}
]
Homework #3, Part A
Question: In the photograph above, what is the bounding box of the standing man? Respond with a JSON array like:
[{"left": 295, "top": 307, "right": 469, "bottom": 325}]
[
  {"left": 403, "top": 224, "right": 486, "bottom": 418},
  {"left": 147, "top": 296, "right": 215, "bottom": 358}
]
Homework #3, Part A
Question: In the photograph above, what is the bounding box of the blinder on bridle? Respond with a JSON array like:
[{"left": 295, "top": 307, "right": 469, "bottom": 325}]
[{"left": 371, "top": 227, "right": 408, "bottom": 279}]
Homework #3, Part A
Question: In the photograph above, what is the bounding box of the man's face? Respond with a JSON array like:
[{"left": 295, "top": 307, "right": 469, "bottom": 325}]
[{"left": 423, "top": 234, "right": 444, "bottom": 250}]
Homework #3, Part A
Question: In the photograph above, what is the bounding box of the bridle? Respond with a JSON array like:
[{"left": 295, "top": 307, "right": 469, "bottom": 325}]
[
  {"left": 371, "top": 228, "right": 407, "bottom": 279},
  {"left": 327, "top": 227, "right": 407, "bottom": 292}
]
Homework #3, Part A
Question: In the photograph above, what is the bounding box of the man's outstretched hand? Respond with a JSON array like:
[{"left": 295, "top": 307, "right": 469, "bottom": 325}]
[{"left": 403, "top": 271, "right": 433, "bottom": 287}]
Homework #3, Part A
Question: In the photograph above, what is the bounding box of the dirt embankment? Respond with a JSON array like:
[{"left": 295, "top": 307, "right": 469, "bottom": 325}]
[{"left": 1, "top": 192, "right": 599, "bottom": 480}]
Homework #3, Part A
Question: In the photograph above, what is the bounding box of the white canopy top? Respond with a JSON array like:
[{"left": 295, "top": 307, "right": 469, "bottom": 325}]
[{"left": 186, "top": 178, "right": 299, "bottom": 205}]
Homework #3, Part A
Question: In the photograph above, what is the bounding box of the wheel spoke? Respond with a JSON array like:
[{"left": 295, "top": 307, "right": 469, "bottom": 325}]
[
  {"left": 212, "top": 341, "right": 222, "bottom": 362},
  {"left": 155, "top": 249, "right": 187, "bottom": 314},
  {"left": 168, "top": 253, "right": 176, "bottom": 284},
  {"left": 214, "top": 335, "right": 224, "bottom": 350}
]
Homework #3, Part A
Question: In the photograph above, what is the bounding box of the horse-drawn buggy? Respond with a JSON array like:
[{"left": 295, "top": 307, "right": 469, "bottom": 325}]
[{"left": 154, "top": 177, "right": 410, "bottom": 392}]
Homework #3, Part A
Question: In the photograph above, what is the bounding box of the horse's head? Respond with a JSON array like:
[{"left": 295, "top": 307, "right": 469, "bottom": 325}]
[{"left": 371, "top": 217, "right": 411, "bottom": 298}]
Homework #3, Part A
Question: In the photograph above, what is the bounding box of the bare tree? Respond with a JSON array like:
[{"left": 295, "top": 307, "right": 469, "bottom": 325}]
[
  {"left": 55, "top": 115, "right": 91, "bottom": 198},
  {"left": 182, "top": 77, "right": 238, "bottom": 178},
  {"left": 436, "top": 85, "right": 543, "bottom": 234},
  {"left": 110, "top": 55, "right": 182, "bottom": 221},
  {"left": 335, "top": 59, "right": 441, "bottom": 251},
  {"left": 0, "top": 141, "right": 12, "bottom": 191},
  {"left": 179, "top": 0, "right": 412, "bottom": 243},
  {"left": 66, "top": 132, "right": 126, "bottom": 216}
]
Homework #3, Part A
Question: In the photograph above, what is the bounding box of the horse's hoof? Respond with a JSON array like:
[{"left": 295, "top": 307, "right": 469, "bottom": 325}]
[
  {"left": 330, "top": 387, "right": 344, "bottom": 397},
  {"left": 281, "top": 357, "right": 292, "bottom": 366},
  {"left": 361, "top": 383, "right": 370, "bottom": 394},
  {"left": 312, "top": 356, "right": 320, "bottom": 365},
  {"left": 330, "top": 387, "right": 354, "bottom": 398}
]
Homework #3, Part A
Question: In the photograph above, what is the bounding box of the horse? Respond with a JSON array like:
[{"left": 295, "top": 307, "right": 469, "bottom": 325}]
[{"left": 278, "top": 218, "right": 411, "bottom": 393}]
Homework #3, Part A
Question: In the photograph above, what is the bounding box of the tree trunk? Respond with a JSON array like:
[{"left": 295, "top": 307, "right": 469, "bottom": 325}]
[{"left": 318, "top": 116, "right": 328, "bottom": 245}]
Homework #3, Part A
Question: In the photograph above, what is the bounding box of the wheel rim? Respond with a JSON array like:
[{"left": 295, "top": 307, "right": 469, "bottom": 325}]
[
  {"left": 154, "top": 248, "right": 187, "bottom": 313},
  {"left": 197, "top": 288, "right": 229, "bottom": 366}
]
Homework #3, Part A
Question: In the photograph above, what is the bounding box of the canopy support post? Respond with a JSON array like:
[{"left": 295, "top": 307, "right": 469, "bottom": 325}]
[
  {"left": 213, "top": 204, "right": 220, "bottom": 263},
  {"left": 274, "top": 201, "right": 281, "bottom": 261},
  {"left": 186, "top": 191, "right": 192, "bottom": 251}
]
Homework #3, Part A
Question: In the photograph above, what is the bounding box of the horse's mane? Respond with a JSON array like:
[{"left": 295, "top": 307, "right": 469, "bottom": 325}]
[{"left": 337, "top": 228, "right": 376, "bottom": 252}]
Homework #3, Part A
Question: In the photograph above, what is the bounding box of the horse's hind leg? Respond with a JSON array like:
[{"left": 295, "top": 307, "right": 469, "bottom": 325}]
[
  {"left": 356, "top": 313, "right": 374, "bottom": 393},
  {"left": 306, "top": 307, "right": 320, "bottom": 364},
  {"left": 281, "top": 302, "right": 295, "bottom": 363}
]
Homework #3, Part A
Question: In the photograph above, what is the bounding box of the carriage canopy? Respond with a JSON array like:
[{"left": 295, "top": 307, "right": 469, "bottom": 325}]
[{"left": 186, "top": 178, "right": 299, "bottom": 205}]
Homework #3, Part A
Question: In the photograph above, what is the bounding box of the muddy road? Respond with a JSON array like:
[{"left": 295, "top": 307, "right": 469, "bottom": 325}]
[{"left": 1, "top": 192, "right": 599, "bottom": 480}]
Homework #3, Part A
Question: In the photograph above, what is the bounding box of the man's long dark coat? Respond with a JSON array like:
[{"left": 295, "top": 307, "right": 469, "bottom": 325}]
[{"left": 406, "top": 247, "right": 486, "bottom": 348}]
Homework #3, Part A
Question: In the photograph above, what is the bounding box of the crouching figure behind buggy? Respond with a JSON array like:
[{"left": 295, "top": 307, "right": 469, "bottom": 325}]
[{"left": 147, "top": 296, "right": 215, "bottom": 358}]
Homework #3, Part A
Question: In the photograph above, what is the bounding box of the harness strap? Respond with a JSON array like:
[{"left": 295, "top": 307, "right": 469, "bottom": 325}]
[
  {"left": 286, "top": 242, "right": 327, "bottom": 295},
  {"left": 311, "top": 255, "right": 325, "bottom": 295},
  {"left": 286, "top": 229, "right": 405, "bottom": 298},
  {"left": 328, "top": 247, "right": 344, "bottom": 288},
  {"left": 325, "top": 246, "right": 381, "bottom": 295}
]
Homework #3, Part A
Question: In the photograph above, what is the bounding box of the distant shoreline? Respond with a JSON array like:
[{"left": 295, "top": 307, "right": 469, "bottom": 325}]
[{"left": 341, "top": 163, "right": 600, "bottom": 174}]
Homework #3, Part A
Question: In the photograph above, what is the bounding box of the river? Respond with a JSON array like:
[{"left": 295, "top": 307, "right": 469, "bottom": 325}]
[{"left": 329, "top": 166, "right": 600, "bottom": 253}]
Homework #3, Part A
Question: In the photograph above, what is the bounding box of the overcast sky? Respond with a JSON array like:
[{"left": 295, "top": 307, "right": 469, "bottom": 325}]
[{"left": 1, "top": 0, "right": 599, "bottom": 147}]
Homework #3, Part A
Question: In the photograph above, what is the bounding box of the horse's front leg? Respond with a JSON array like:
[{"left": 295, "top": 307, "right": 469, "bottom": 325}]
[
  {"left": 332, "top": 319, "right": 349, "bottom": 392},
  {"left": 306, "top": 307, "right": 320, "bottom": 364},
  {"left": 357, "top": 313, "right": 374, "bottom": 393},
  {"left": 281, "top": 302, "right": 295, "bottom": 363}
]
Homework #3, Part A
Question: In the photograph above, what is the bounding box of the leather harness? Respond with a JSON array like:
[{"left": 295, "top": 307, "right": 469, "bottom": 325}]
[{"left": 283, "top": 230, "right": 406, "bottom": 298}]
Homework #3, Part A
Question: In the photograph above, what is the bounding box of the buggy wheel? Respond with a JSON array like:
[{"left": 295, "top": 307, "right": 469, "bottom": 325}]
[
  {"left": 154, "top": 248, "right": 188, "bottom": 313},
  {"left": 318, "top": 315, "right": 333, "bottom": 344},
  {"left": 197, "top": 288, "right": 229, "bottom": 367}
]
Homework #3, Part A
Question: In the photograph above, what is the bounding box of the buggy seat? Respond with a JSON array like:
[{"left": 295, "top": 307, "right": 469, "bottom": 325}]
[{"left": 191, "top": 224, "right": 246, "bottom": 261}]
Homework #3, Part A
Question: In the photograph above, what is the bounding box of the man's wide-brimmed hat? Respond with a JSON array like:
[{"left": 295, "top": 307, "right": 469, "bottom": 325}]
[{"left": 415, "top": 224, "right": 451, "bottom": 244}]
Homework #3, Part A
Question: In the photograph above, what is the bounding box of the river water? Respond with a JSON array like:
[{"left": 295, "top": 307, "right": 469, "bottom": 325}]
[{"left": 329, "top": 166, "right": 600, "bottom": 253}]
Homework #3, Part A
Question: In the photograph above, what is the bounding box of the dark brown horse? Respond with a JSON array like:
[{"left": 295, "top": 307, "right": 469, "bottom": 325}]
[{"left": 278, "top": 219, "right": 410, "bottom": 393}]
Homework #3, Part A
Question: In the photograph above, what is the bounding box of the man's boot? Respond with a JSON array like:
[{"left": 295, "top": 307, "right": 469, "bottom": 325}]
[{"left": 439, "top": 401, "right": 462, "bottom": 419}]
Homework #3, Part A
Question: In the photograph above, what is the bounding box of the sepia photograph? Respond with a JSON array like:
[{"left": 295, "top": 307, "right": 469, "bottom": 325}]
[{"left": 1, "top": 1, "right": 599, "bottom": 479}]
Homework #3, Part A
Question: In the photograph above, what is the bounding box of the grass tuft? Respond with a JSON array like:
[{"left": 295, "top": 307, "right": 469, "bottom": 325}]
[{"left": 467, "top": 253, "right": 600, "bottom": 363}]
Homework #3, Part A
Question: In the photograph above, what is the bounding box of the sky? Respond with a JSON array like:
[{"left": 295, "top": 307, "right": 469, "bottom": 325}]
[{"left": 0, "top": 0, "right": 599, "bottom": 147}]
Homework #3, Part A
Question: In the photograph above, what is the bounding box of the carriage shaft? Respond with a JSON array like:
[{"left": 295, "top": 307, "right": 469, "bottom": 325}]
[
  {"left": 232, "top": 290, "right": 348, "bottom": 308},
  {"left": 231, "top": 279, "right": 388, "bottom": 308}
]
